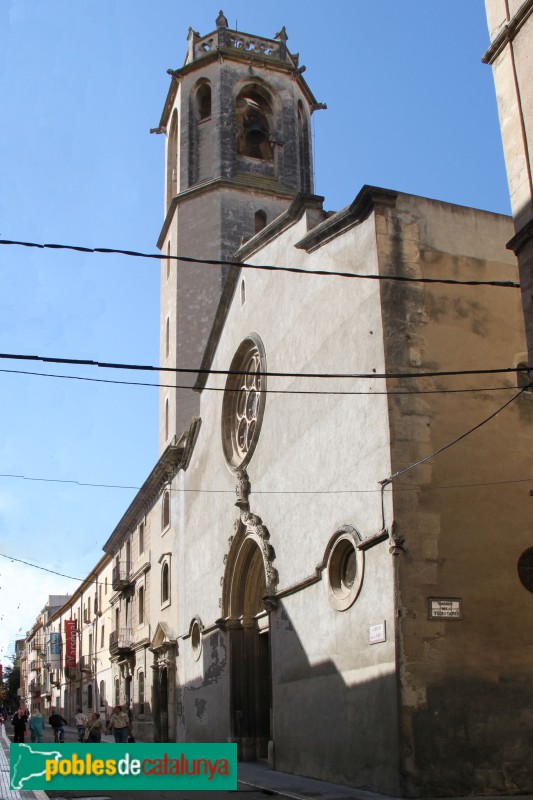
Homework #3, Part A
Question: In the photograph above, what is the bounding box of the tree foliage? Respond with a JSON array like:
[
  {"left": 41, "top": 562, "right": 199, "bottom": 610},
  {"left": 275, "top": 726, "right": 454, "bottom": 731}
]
[{"left": 0, "top": 664, "right": 21, "bottom": 709}]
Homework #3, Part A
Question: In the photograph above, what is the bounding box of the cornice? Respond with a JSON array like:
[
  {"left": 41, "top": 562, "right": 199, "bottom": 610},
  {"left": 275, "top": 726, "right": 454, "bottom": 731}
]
[
  {"left": 157, "top": 74, "right": 181, "bottom": 133},
  {"left": 157, "top": 178, "right": 297, "bottom": 249},
  {"left": 132, "top": 638, "right": 151, "bottom": 652},
  {"left": 295, "top": 185, "right": 398, "bottom": 253},
  {"left": 129, "top": 560, "right": 151, "bottom": 584},
  {"left": 158, "top": 42, "right": 317, "bottom": 131},
  {"left": 235, "top": 193, "right": 325, "bottom": 261},
  {"left": 482, "top": 0, "right": 533, "bottom": 64},
  {"left": 47, "top": 553, "right": 113, "bottom": 624},
  {"left": 179, "top": 417, "right": 202, "bottom": 470},
  {"left": 507, "top": 218, "right": 533, "bottom": 254},
  {"left": 102, "top": 441, "right": 184, "bottom": 555}
]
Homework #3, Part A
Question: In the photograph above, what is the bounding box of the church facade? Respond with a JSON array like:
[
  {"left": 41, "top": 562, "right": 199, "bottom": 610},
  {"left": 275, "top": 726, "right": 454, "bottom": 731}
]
[
  {"left": 21, "top": 12, "right": 533, "bottom": 797},
  {"left": 146, "top": 13, "right": 533, "bottom": 795}
]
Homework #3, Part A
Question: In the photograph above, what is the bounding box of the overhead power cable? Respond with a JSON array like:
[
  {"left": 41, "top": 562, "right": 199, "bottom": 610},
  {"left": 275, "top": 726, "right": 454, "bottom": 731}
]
[
  {"left": 0, "top": 351, "right": 527, "bottom": 382},
  {"left": 0, "top": 553, "right": 84, "bottom": 582},
  {"left": 0, "top": 237, "right": 519, "bottom": 288},
  {"left": 0, "top": 366, "right": 523, "bottom": 396},
  {"left": 0, "top": 472, "right": 531, "bottom": 495},
  {"left": 380, "top": 381, "right": 532, "bottom": 487},
  {"left": 0, "top": 473, "right": 140, "bottom": 491}
]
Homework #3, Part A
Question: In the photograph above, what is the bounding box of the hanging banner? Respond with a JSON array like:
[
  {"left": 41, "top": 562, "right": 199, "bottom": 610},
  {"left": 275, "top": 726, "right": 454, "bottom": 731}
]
[
  {"left": 49, "top": 631, "right": 61, "bottom": 669},
  {"left": 64, "top": 620, "right": 77, "bottom": 668}
]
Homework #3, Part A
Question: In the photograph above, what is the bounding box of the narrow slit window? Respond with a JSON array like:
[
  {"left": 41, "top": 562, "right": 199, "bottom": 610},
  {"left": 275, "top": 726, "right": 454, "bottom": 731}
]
[
  {"left": 161, "top": 562, "right": 170, "bottom": 604},
  {"left": 162, "top": 489, "right": 170, "bottom": 529},
  {"left": 255, "top": 210, "right": 267, "bottom": 233}
]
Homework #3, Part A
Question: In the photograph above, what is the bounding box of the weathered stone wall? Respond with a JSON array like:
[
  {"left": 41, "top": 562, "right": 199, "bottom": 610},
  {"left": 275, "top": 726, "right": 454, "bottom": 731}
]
[{"left": 378, "top": 194, "right": 533, "bottom": 795}]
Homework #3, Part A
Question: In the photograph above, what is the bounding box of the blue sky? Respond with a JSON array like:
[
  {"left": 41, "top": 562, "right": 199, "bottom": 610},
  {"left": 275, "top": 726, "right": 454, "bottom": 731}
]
[{"left": 0, "top": 0, "right": 509, "bottom": 665}]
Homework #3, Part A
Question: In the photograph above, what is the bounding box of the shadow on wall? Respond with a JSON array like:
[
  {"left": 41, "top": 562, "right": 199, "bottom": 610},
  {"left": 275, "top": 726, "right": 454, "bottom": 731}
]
[
  {"left": 167, "top": 597, "right": 533, "bottom": 798},
  {"left": 176, "top": 601, "right": 402, "bottom": 798}
]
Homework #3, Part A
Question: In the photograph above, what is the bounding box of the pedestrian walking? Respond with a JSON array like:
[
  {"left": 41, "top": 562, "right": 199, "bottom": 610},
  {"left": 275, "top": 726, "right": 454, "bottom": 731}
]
[
  {"left": 11, "top": 708, "right": 27, "bottom": 743},
  {"left": 29, "top": 709, "right": 45, "bottom": 743},
  {"left": 84, "top": 712, "right": 104, "bottom": 743},
  {"left": 106, "top": 705, "right": 131, "bottom": 743},
  {"left": 74, "top": 708, "right": 88, "bottom": 742},
  {"left": 49, "top": 711, "right": 68, "bottom": 743}
]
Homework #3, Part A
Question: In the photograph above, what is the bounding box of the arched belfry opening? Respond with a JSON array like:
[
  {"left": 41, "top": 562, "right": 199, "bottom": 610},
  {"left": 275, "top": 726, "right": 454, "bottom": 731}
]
[
  {"left": 236, "top": 86, "right": 274, "bottom": 162},
  {"left": 298, "top": 100, "right": 312, "bottom": 194},
  {"left": 221, "top": 514, "right": 277, "bottom": 761},
  {"left": 196, "top": 82, "right": 211, "bottom": 120},
  {"left": 166, "top": 109, "right": 178, "bottom": 211},
  {"left": 189, "top": 79, "right": 213, "bottom": 184}
]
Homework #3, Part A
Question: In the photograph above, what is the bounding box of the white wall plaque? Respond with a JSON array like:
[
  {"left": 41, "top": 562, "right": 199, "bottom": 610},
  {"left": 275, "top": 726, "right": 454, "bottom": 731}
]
[
  {"left": 369, "top": 621, "right": 386, "bottom": 644},
  {"left": 429, "top": 598, "right": 462, "bottom": 619}
]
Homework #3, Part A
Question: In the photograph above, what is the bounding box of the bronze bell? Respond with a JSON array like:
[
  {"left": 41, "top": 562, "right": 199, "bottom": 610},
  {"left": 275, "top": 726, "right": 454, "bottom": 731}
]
[{"left": 245, "top": 121, "right": 267, "bottom": 147}]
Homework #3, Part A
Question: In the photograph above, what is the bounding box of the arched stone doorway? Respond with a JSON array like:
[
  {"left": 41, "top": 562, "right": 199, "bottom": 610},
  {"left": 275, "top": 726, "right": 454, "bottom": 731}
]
[
  {"left": 221, "top": 512, "right": 277, "bottom": 762},
  {"left": 150, "top": 622, "right": 177, "bottom": 743}
]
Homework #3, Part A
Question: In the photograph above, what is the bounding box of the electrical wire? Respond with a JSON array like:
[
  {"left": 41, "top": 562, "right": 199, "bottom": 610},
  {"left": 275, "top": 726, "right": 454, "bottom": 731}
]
[
  {"left": 0, "top": 237, "right": 520, "bottom": 288},
  {"left": 0, "top": 366, "right": 524, "bottom": 396},
  {"left": 0, "top": 473, "right": 140, "bottom": 491},
  {"left": 0, "top": 553, "right": 84, "bottom": 582},
  {"left": 380, "top": 381, "right": 532, "bottom": 486},
  {"left": 0, "top": 351, "right": 528, "bottom": 382},
  {"left": 0, "top": 472, "right": 531, "bottom": 495}
]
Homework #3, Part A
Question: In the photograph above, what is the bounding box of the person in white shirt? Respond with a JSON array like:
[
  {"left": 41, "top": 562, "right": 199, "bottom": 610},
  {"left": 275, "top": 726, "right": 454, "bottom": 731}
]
[{"left": 74, "top": 708, "right": 88, "bottom": 742}]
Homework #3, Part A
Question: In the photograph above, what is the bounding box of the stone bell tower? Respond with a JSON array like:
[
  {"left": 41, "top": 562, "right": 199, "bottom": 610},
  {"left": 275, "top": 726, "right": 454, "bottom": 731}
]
[{"left": 154, "top": 11, "right": 323, "bottom": 452}]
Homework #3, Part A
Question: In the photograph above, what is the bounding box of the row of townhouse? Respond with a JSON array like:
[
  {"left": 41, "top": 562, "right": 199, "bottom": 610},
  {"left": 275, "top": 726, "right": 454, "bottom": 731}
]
[{"left": 19, "top": 436, "right": 189, "bottom": 740}]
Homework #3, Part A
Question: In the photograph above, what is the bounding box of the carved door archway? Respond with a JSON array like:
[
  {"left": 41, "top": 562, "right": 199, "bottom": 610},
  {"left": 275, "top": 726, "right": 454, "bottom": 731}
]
[
  {"left": 150, "top": 623, "right": 177, "bottom": 743},
  {"left": 222, "top": 514, "right": 277, "bottom": 762}
]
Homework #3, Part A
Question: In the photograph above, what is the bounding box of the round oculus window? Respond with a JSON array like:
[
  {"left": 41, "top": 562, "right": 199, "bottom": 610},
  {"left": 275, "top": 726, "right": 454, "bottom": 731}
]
[
  {"left": 222, "top": 336, "right": 266, "bottom": 469},
  {"left": 325, "top": 532, "right": 364, "bottom": 611},
  {"left": 190, "top": 620, "right": 202, "bottom": 661},
  {"left": 517, "top": 547, "right": 533, "bottom": 594}
]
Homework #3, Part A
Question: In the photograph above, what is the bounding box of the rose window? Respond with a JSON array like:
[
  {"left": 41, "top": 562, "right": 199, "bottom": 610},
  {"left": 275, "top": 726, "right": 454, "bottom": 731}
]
[{"left": 222, "top": 336, "right": 266, "bottom": 469}]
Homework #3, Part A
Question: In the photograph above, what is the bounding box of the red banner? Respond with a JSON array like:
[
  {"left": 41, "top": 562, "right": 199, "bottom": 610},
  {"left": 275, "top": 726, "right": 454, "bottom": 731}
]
[{"left": 64, "top": 619, "right": 77, "bottom": 668}]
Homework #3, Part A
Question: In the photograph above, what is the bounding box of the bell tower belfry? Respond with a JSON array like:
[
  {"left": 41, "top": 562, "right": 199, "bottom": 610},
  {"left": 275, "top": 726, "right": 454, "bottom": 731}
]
[{"left": 154, "top": 12, "right": 323, "bottom": 452}]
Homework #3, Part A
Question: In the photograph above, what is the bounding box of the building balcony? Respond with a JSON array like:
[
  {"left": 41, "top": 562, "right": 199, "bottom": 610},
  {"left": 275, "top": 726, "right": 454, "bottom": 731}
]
[
  {"left": 112, "top": 563, "right": 132, "bottom": 591},
  {"left": 109, "top": 628, "right": 133, "bottom": 656},
  {"left": 80, "top": 655, "right": 93, "bottom": 674},
  {"left": 30, "top": 681, "right": 42, "bottom": 694},
  {"left": 65, "top": 665, "right": 80, "bottom": 681}
]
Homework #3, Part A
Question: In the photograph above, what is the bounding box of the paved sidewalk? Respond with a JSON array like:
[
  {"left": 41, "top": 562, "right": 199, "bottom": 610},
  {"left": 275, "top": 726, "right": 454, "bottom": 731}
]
[
  {"left": 0, "top": 724, "right": 47, "bottom": 800},
  {"left": 4, "top": 724, "right": 532, "bottom": 800},
  {"left": 238, "top": 761, "right": 533, "bottom": 800},
  {"left": 238, "top": 760, "right": 397, "bottom": 800},
  {"left": 0, "top": 723, "right": 388, "bottom": 800}
]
